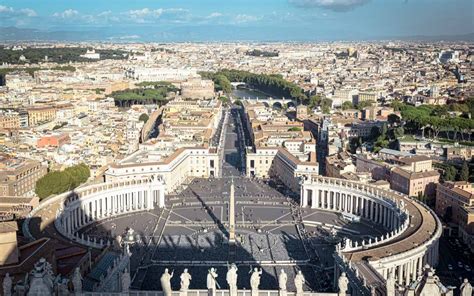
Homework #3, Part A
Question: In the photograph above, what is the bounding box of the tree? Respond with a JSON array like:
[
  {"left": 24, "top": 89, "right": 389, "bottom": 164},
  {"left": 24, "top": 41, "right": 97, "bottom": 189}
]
[
  {"left": 394, "top": 126, "right": 405, "bottom": 138},
  {"left": 387, "top": 114, "right": 401, "bottom": 126},
  {"left": 460, "top": 161, "right": 469, "bottom": 181},
  {"left": 357, "top": 100, "right": 375, "bottom": 110},
  {"left": 35, "top": 163, "right": 90, "bottom": 200},
  {"left": 219, "top": 96, "right": 230, "bottom": 104},
  {"left": 444, "top": 165, "right": 457, "bottom": 181},
  {"left": 391, "top": 100, "right": 404, "bottom": 111},
  {"left": 139, "top": 113, "right": 149, "bottom": 123},
  {"left": 341, "top": 101, "right": 354, "bottom": 110},
  {"left": 308, "top": 95, "right": 322, "bottom": 110},
  {"left": 288, "top": 127, "right": 302, "bottom": 132},
  {"left": 370, "top": 126, "right": 381, "bottom": 140},
  {"left": 213, "top": 74, "right": 232, "bottom": 93}
]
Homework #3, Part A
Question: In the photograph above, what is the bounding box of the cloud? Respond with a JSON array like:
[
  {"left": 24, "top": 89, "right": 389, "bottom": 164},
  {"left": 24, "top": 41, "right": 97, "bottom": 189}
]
[
  {"left": 289, "top": 0, "right": 370, "bottom": 11},
  {"left": 0, "top": 5, "right": 14, "bottom": 13},
  {"left": 206, "top": 12, "right": 223, "bottom": 19},
  {"left": 234, "top": 14, "right": 262, "bottom": 24},
  {"left": 127, "top": 8, "right": 163, "bottom": 20},
  {"left": 53, "top": 9, "right": 79, "bottom": 18},
  {"left": 0, "top": 5, "right": 37, "bottom": 16},
  {"left": 19, "top": 8, "right": 37, "bottom": 17},
  {"left": 124, "top": 8, "right": 190, "bottom": 23}
]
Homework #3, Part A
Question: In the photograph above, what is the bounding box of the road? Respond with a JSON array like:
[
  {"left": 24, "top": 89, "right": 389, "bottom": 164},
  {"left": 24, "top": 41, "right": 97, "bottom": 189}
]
[
  {"left": 436, "top": 236, "right": 474, "bottom": 288},
  {"left": 221, "top": 107, "right": 246, "bottom": 177}
]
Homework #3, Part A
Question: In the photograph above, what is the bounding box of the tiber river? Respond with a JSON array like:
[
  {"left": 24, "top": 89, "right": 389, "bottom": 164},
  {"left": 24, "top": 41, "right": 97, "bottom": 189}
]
[{"left": 231, "top": 85, "right": 283, "bottom": 100}]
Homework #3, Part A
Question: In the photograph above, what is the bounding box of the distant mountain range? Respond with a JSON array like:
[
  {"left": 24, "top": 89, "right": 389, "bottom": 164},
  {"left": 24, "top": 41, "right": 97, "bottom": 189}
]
[{"left": 0, "top": 26, "right": 473, "bottom": 43}]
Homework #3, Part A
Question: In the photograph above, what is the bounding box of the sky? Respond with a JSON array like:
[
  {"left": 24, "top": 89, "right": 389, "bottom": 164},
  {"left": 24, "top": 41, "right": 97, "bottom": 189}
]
[{"left": 0, "top": 0, "right": 472, "bottom": 41}]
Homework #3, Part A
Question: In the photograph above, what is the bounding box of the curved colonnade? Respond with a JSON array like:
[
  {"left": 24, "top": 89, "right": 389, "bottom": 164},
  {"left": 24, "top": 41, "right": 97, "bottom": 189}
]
[
  {"left": 301, "top": 176, "right": 442, "bottom": 289},
  {"left": 24, "top": 174, "right": 442, "bottom": 293},
  {"left": 24, "top": 178, "right": 166, "bottom": 249}
]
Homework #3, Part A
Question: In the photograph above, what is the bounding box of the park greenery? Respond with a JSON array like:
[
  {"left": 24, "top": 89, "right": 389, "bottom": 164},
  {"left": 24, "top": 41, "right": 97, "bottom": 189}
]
[
  {"left": 308, "top": 95, "right": 332, "bottom": 113},
  {"left": 435, "top": 161, "right": 471, "bottom": 182},
  {"left": 288, "top": 127, "right": 302, "bottom": 132},
  {"left": 35, "top": 163, "right": 90, "bottom": 200},
  {"left": 393, "top": 100, "right": 474, "bottom": 141},
  {"left": 111, "top": 81, "right": 178, "bottom": 107},
  {"left": 0, "top": 47, "right": 127, "bottom": 64},
  {"left": 200, "top": 69, "right": 307, "bottom": 102},
  {"left": 341, "top": 101, "right": 354, "bottom": 110}
]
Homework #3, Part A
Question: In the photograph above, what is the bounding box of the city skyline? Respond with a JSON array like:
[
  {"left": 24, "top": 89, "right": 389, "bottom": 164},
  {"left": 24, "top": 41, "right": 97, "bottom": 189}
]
[{"left": 0, "top": 0, "right": 473, "bottom": 41}]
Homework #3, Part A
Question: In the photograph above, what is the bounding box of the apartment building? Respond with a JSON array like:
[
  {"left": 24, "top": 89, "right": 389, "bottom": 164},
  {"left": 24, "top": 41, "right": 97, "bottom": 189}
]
[
  {"left": 243, "top": 101, "right": 318, "bottom": 192},
  {"left": 390, "top": 167, "right": 439, "bottom": 197},
  {"left": 435, "top": 181, "right": 474, "bottom": 251},
  {"left": 26, "top": 106, "right": 56, "bottom": 127},
  {"left": 0, "top": 155, "right": 46, "bottom": 197},
  {"left": 0, "top": 112, "right": 20, "bottom": 130}
]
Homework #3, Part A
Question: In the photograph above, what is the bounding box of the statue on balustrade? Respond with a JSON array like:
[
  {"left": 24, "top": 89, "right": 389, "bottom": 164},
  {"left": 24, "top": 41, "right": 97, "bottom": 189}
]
[
  {"left": 278, "top": 269, "right": 287, "bottom": 296},
  {"left": 72, "top": 267, "right": 83, "bottom": 295},
  {"left": 180, "top": 268, "right": 192, "bottom": 292},
  {"left": 460, "top": 279, "right": 473, "bottom": 296},
  {"left": 338, "top": 272, "right": 349, "bottom": 296},
  {"left": 2, "top": 273, "right": 12, "bottom": 296},
  {"left": 56, "top": 277, "right": 69, "bottom": 296},
  {"left": 207, "top": 267, "right": 218, "bottom": 296},
  {"left": 121, "top": 269, "right": 131, "bottom": 293},
  {"left": 160, "top": 268, "right": 174, "bottom": 296},
  {"left": 226, "top": 264, "right": 238, "bottom": 296},
  {"left": 28, "top": 259, "right": 54, "bottom": 296},
  {"left": 294, "top": 270, "right": 305, "bottom": 296},
  {"left": 250, "top": 267, "right": 262, "bottom": 296}
]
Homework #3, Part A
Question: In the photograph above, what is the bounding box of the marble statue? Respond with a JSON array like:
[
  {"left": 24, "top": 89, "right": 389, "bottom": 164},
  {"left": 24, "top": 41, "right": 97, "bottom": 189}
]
[
  {"left": 386, "top": 270, "right": 396, "bottom": 296},
  {"left": 338, "top": 272, "right": 349, "bottom": 296},
  {"left": 180, "top": 268, "right": 192, "bottom": 292},
  {"left": 461, "top": 279, "right": 473, "bottom": 296},
  {"left": 28, "top": 259, "right": 53, "bottom": 296},
  {"left": 278, "top": 269, "right": 287, "bottom": 296},
  {"left": 72, "top": 267, "right": 82, "bottom": 295},
  {"left": 121, "top": 269, "right": 131, "bottom": 293},
  {"left": 226, "top": 264, "right": 238, "bottom": 296},
  {"left": 250, "top": 267, "right": 262, "bottom": 296},
  {"left": 57, "top": 278, "right": 69, "bottom": 296},
  {"left": 3, "top": 273, "right": 12, "bottom": 296},
  {"left": 160, "top": 268, "right": 174, "bottom": 296},
  {"left": 294, "top": 270, "right": 305, "bottom": 296},
  {"left": 207, "top": 268, "right": 218, "bottom": 296}
]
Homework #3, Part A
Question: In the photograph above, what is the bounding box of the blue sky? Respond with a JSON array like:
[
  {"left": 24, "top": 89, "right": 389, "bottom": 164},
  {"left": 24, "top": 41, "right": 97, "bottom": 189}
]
[{"left": 0, "top": 0, "right": 472, "bottom": 41}]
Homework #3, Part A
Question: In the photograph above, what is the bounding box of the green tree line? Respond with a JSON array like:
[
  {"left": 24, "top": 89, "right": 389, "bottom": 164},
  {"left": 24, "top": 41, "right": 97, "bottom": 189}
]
[
  {"left": 0, "top": 47, "right": 127, "bottom": 64},
  {"left": 200, "top": 69, "right": 307, "bottom": 102},
  {"left": 111, "top": 82, "right": 178, "bottom": 107},
  {"left": 35, "top": 163, "right": 90, "bottom": 200},
  {"left": 394, "top": 101, "right": 474, "bottom": 141}
]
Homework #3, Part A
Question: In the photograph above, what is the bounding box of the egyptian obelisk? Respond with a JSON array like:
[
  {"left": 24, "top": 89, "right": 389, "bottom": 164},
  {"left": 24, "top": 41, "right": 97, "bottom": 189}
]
[{"left": 229, "top": 179, "right": 236, "bottom": 244}]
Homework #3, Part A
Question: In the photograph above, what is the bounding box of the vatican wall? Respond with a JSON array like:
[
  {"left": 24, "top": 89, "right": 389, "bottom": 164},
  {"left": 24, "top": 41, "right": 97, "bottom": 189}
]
[{"left": 301, "top": 176, "right": 442, "bottom": 290}]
